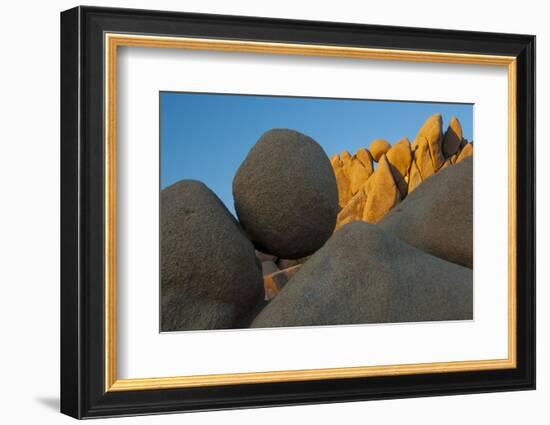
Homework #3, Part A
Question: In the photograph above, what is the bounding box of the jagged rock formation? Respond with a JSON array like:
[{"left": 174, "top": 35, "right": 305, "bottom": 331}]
[
  {"left": 263, "top": 265, "right": 302, "bottom": 301},
  {"left": 331, "top": 114, "right": 473, "bottom": 229},
  {"left": 233, "top": 129, "right": 339, "bottom": 259}
]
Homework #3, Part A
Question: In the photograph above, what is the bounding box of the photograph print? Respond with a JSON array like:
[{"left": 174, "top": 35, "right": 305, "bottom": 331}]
[{"left": 160, "top": 92, "right": 474, "bottom": 332}]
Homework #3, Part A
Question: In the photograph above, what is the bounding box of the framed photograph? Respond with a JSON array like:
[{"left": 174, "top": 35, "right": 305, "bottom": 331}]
[{"left": 60, "top": 6, "right": 535, "bottom": 419}]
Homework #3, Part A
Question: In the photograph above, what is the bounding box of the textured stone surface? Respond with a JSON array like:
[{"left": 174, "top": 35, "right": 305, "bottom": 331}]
[
  {"left": 330, "top": 155, "right": 343, "bottom": 168},
  {"left": 336, "top": 189, "right": 367, "bottom": 230},
  {"left": 349, "top": 158, "right": 373, "bottom": 195},
  {"left": 255, "top": 250, "right": 277, "bottom": 263},
  {"left": 457, "top": 143, "right": 473, "bottom": 163},
  {"left": 413, "top": 136, "right": 435, "bottom": 180},
  {"left": 442, "top": 116, "right": 463, "bottom": 157},
  {"left": 261, "top": 261, "right": 280, "bottom": 276},
  {"left": 387, "top": 138, "right": 412, "bottom": 176},
  {"left": 251, "top": 222, "right": 472, "bottom": 328},
  {"left": 408, "top": 160, "right": 423, "bottom": 193},
  {"left": 233, "top": 129, "right": 339, "bottom": 259},
  {"left": 414, "top": 114, "right": 444, "bottom": 171},
  {"left": 334, "top": 166, "right": 352, "bottom": 208},
  {"left": 340, "top": 150, "right": 352, "bottom": 165},
  {"left": 161, "top": 180, "right": 264, "bottom": 331},
  {"left": 380, "top": 157, "right": 473, "bottom": 268},
  {"left": 386, "top": 138, "right": 412, "bottom": 198},
  {"left": 263, "top": 265, "right": 302, "bottom": 301},
  {"left": 356, "top": 147, "right": 374, "bottom": 172},
  {"left": 277, "top": 259, "right": 300, "bottom": 269},
  {"left": 439, "top": 158, "right": 452, "bottom": 170},
  {"left": 369, "top": 139, "right": 391, "bottom": 162},
  {"left": 331, "top": 148, "right": 374, "bottom": 209},
  {"left": 329, "top": 115, "right": 474, "bottom": 230},
  {"left": 363, "top": 155, "right": 401, "bottom": 223}
]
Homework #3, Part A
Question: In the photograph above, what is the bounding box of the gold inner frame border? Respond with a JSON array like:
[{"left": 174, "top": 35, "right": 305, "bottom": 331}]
[{"left": 104, "top": 33, "right": 517, "bottom": 392}]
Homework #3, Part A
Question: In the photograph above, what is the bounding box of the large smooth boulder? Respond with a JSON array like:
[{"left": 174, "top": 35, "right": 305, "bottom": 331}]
[
  {"left": 251, "top": 222, "right": 472, "bottom": 328},
  {"left": 380, "top": 156, "right": 473, "bottom": 268},
  {"left": 161, "top": 180, "right": 264, "bottom": 331},
  {"left": 233, "top": 129, "right": 339, "bottom": 259}
]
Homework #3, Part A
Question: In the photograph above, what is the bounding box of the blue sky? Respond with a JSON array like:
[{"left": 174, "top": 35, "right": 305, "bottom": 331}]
[{"left": 160, "top": 92, "right": 473, "bottom": 214}]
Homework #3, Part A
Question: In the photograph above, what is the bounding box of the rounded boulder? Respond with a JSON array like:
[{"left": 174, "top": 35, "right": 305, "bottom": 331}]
[
  {"left": 251, "top": 222, "right": 472, "bottom": 328},
  {"left": 161, "top": 180, "right": 264, "bottom": 331},
  {"left": 233, "top": 129, "right": 338, "bottom": 259},
  {"left": 369, "top": 139, "right": 391, "bottom": 162}
]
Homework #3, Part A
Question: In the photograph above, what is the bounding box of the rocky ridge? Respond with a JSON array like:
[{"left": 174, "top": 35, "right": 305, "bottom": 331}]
[
  {"left": 331, "top": 114, "right": 473, "bottom": 228},
  {"left": 161, "top": 115, "right": 474, "bottom": 331}
]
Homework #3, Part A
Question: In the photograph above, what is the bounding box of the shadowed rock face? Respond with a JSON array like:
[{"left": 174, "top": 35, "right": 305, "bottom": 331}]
[
  {"left": 250, "top": 222, "right": 472, "bottom": 328},
  {"left": 380, "top": 156, "right": 473, "bottom": 268},
  {"left": 161, "top": 180, "right": 264, "bottom": 331},
  {"left": 233, "top": 129, "right": 339, "bottom": 259}
]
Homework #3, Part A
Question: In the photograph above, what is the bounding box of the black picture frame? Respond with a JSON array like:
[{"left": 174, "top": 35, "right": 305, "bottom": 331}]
[{"left": 61, "top": 5, "right": 536, "bottom": 419}]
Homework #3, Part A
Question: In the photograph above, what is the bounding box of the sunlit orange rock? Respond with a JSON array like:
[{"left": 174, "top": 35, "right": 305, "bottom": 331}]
[
  {"left": 386, "top": 138, "right": 412, "bottom": 198},
  {"left": 356, "top": 147, "right": 374, "bottom": 172},
  {"left": 335, "top": 189, "right": 367, "bottom": 230},
  {"left": 362, "top": 155, "right": 401, "bottom": 223},
  {"left": 334, "top": 166, "right": 352, "bottom": 209},
  {"left": 369, "top": 139, "right": 391, "bottom": 162},
  {"left": 349, "top": 158, "right": 372, "bottom": 195}
]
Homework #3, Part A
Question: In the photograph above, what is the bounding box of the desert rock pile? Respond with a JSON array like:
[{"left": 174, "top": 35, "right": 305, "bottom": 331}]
[
  {"left": 331, "top": 114, "right": 473, "bottom": 229},
  {"left": 161, "top": 116, "right": 473, "bottom": 331}
]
